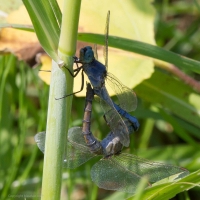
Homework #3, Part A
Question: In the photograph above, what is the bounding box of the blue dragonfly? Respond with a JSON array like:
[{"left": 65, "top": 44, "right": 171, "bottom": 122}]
[
  {"left": 35, "top": 83, "right": 189, "bottom": 193},
  {"left": 58, "top": 11, "right": 139, "bottom": 147}
]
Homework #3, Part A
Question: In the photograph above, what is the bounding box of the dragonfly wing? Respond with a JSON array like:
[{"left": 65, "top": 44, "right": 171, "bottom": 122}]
[
  {"left": 91, "top": 153, "right": 189, "bottom": 193},
  {"left": 106, "top": 73, "right": 137, "bottom": 112},
  {"left": 91, "top": 156, "right": 144, "bottom": 193},
  {"left": 64, "top": 141, "right": 96, "bottom": 169},
  {"left": 68, "top": 127, "right": 88, "bottom": 146},
  {"left": 34, "top": 128, "right": 96, "bottom": 169},
  {"left": 64, "top": 127, "right": 96, "bottom": 169},
  {"left": 34, "top": 132, "right": 46, "bottom": 153},
  {"left": 99, "top": 87, "right": 130, "bottom": 147},
  {"left": 112, "top": 153, "right": 189, "bottom": 183}
]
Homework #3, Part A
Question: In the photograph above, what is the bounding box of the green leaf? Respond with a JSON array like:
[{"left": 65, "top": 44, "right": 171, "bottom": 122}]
[
  {"left": 78, "top": 33, "right": 200, "bottom": 74},
  {"left": 105, "top": 144, "right": 199, "bottom": 200},
  {"left": 134, "top": 69, "right": 200, "bottom": 128},
  {"left": 23, "top": 0, "right": 61, "bottom": 62},
  {"left": 127, "top": 170, "right": 200, "bottom": 200},
  {"left": 49, "top": 0, "right": 62, "bottom": 26},
  {"left": 0, "top": 24, "right": 34, "bottom": 32}
]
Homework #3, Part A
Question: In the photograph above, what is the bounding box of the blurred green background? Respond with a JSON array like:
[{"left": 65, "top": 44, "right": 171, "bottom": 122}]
[{"left": 1, "top": 0, "right": 200, "bottom": 199}]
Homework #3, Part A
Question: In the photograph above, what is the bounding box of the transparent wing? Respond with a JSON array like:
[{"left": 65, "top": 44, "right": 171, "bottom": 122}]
[
  {"left": 98, "top": 87, "right": 130, "bottom": 147},
  {"left": 104, "top": 11, "right": 110, "bottom": 70},
  {"left": 91, "top": 157, "right": 143, "bottom": 193},
  {"left": 106, "top": 73, "right": 137, "bottom": 112},
  {"left": 91, "top": 153, "right": 189, "bottom": 193},
  {"left": 112, "top": 153, "right": 189, "bottom": 183},
  {"left": 34, "top": 128, "right": 96, "bottom": 169},
  {"left": 34, "top": 132, "right": 46, "bottom": 153},
  {"left": 68, "top": 127, "right": 89, "bottom": 146},
  {"left": 64, "top": 127, "right": 96, "bottom": 169}
]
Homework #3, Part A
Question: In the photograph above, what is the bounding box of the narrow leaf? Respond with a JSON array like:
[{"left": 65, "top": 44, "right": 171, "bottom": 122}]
[
  {"left": 127, "top": 170, "right": 200, "bottom": 200},
  {"left": 23, "top": 0, "right": 60, "bottom": 61},
  {"left": 78, "top": 33, "right": 200, "bottom": 74}
]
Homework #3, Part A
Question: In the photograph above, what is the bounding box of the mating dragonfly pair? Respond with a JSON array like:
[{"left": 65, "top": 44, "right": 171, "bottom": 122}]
[
  {"left": 56, "top": 11, "right": 139, "bottom": 147},
  {"left": 35, "top": 83, "right": 188, "bottom": 193},
  {"left": 35, "top": 11, "right": 189, "bottom": 193}
]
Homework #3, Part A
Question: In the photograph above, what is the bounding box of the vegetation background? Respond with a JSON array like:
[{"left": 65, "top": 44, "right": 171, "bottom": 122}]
[{"left": 0, "top": 0, "right": 200, "bottom": 199}]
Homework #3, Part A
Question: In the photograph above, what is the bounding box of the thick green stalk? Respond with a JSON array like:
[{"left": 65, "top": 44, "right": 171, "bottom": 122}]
[
  {"left": 58, "top": 1, "right": 81, "bottom": 56},
  {"left": 41, "top": 1, "right": 81, "bottom": 200}
]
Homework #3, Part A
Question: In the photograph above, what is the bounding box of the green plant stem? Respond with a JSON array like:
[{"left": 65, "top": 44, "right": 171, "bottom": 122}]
[
  {"left": 41, "top": 62, "right": 71, "bottom": 200},
  {"left": 41, "top": 1, "right": 81, "bottom": 200},
  {"left": 58, "top": 1, "right": 81, "bottom": 57}
]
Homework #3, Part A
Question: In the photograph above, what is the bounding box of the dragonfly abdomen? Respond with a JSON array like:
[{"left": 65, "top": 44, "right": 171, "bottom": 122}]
[
  {"left": 114, "top": 103, "right": 140, "bottom": 131},
  {"left": 82, "top": 83, "right": 103, "bottom": 155}
]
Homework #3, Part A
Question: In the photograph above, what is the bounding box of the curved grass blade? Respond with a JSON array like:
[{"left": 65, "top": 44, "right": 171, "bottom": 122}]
[
  {"left": 77, "top": 33, "right": 200, "bottom": 74},
  {"left": 0, "top": 24, "right": 34, "bottom": 32},
  {"left": 127, "top": 169, "right": 200, "bottom": 200},
  {"left": 23, "top": 0, "right": 61, "bottom": 62}
]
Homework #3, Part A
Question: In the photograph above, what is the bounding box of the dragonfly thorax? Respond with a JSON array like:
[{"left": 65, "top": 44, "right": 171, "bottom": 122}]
[{"left": 79, "top": 46, "right": 95, "bottom": 64}]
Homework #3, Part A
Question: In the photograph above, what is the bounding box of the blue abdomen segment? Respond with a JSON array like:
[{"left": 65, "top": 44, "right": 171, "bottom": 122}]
[
  {"left": 94, "top": 86, "right": 139, "bottom": 133},
  {"left": 114, "top": 103, "right": 140, "bottom": 132}
]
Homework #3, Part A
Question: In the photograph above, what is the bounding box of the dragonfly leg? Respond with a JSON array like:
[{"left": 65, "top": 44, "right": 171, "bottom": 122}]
[
  {"left": 56, "top": 56, "right": 84, "bottom": 98},
  {"left": 39, "top": 56, "right": 82, "bottom": 78},
  {"left": 39, "top": 66, "right": 81, "bottom": 78},
  {"left": 55, "top": 70, "right": 84, "bottom": 100},
  {"left": 39, "top": 69, "right": 51, "bottom": 72},
  {"left": 63, "top": 57, "right": 83, "bottom": 78}
]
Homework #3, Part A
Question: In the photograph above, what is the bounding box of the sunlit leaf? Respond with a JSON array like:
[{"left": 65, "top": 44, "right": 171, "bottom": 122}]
[
  {"left": 0, "top": 0, "right": 22, "bottom": 23},
  {"left": 73, "top": 0, "right": 156, "bottom": 96}
]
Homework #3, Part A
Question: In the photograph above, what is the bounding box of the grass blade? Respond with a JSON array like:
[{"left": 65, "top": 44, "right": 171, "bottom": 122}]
[
  {"left": 78, "top": 33, "right": 200, "bottom": 74},
  {"left": 23, "top": 0, "right": 60, "bottom": 62}
]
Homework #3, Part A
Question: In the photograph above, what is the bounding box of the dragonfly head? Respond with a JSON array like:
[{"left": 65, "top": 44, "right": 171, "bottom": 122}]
[{"left": 79, "top": 46, "right": 94, "bottom": 63}]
